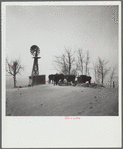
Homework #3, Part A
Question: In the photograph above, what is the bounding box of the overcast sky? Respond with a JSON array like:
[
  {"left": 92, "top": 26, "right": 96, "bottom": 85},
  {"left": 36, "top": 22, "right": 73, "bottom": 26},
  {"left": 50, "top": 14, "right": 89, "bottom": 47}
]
[{"left": 6, "top": 4, "right": 119, "bottom": 82}]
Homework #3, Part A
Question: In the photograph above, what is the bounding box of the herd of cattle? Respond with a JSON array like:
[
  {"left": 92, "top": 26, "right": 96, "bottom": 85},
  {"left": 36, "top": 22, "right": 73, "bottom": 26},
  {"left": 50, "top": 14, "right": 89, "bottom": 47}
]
[{"left": 48, "top": 74, "right": 91, "bottom": 86}]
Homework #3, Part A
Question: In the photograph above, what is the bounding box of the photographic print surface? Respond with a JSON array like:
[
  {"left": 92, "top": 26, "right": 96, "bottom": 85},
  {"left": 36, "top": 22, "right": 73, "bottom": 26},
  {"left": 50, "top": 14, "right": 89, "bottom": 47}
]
[
  {"left": 2, "top": 1, "right": 122, "bottom": 148},
  {"left": 5, "top": 3, "right": 119, "bottom": 116}
]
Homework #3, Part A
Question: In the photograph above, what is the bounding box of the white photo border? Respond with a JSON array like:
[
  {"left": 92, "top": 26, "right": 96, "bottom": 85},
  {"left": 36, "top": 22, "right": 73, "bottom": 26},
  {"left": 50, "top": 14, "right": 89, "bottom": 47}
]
[{"left": 2, "top": 1, "right": 122, "bottom": 148}]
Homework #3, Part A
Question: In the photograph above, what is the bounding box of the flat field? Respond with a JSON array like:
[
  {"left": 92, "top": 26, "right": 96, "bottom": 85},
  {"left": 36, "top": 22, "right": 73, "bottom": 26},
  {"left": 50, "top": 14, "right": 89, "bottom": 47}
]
[{"left": 6, "top": 84, "right": 118, "bottom": 116}]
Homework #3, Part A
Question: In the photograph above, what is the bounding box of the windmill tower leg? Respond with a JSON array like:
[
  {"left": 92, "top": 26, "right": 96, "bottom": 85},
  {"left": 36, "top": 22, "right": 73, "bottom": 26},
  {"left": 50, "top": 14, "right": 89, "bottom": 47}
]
[
  {"left": 31, "top": 57, "right": 41, "bottom": 86},
  {"left": 31, "top": 58, "right": 39, "bottom": 76}
]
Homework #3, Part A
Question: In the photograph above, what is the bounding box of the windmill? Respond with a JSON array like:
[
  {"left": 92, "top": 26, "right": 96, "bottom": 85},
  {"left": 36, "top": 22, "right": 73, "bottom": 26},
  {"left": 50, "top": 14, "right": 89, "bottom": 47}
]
[
  {"left": 29, "top": 45, "right": 45, "bottom": 86},
  {"left": 29, "top": 45, "right": 41, "bottom": 86},
  {"left": 30, "top": 45, "right": 41, "bottom": 76}
]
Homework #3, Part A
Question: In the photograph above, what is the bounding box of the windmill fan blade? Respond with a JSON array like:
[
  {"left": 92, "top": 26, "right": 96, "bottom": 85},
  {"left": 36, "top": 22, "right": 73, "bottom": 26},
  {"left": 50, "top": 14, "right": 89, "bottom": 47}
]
[{"left": 30, "top": 45, "right": 40, "bottom": 56}]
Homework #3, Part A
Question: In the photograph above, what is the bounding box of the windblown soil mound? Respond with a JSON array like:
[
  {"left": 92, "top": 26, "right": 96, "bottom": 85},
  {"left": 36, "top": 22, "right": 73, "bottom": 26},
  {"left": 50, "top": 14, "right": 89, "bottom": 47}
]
[
  {"left": 58, "top": 82, "right": 105, "bottom": 88},
  {"left": 6, "top": 84, "right": 118, "bottom": 116},
  {"left": 77, "top": 83, "right": 105, "bottom": 88}
]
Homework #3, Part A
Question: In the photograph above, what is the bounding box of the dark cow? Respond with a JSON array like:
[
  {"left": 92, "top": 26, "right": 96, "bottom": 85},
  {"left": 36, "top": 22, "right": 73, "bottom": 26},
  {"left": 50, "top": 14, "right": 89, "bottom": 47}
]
[
  {"left": 53, "top": 74, "right": 64, "bottom": 85},
  {"left": 48, "top": 74, "right": 55, "bottom": 84},
  {"left": 64, "top": 75, "right": 76, "bottom": 86},
  {"left": 77, "top": 75, "right": 91, "bottom": 84}
]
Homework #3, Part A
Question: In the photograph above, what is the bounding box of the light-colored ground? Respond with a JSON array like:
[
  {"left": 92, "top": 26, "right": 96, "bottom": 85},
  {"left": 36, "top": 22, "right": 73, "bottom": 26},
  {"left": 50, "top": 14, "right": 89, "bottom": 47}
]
[{"left": 6, "top": 84, "right": 118, "bottom": 116}]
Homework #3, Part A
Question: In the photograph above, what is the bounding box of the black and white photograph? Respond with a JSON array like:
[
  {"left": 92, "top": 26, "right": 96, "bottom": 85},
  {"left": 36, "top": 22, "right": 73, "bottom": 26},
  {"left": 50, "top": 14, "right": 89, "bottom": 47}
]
[
  {"left": 5, "top": 3, "right": 120, "bottom": 116},
  {"left": 2, "top": 1, "right": 122, "bottom": 148}
]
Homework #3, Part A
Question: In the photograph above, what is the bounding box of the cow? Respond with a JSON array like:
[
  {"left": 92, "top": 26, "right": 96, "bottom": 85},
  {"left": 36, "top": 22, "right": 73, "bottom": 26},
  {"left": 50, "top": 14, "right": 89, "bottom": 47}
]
[
  {"left": 53, "top": 74, "right": 64, "bottom": 85},
  {"left": 64, "top": 75, "right": 76, "bottom": 86},
  {"left": 48, "top": 74, "right": 55, "bottom": 84},
  {"left": 77, "top": 75, "right": 91, "bottom": 84}
]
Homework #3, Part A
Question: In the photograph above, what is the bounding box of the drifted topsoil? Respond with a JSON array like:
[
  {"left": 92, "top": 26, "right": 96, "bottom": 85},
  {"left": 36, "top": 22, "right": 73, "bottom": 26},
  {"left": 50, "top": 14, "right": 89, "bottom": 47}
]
[{"left": 6, "top": 84, "right": 118, "bottom": 116}]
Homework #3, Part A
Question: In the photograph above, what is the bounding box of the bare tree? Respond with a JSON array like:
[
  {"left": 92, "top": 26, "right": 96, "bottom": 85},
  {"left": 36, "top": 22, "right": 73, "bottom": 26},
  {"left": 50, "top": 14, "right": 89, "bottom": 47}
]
[
  {"left": 77, "top": 48, "right": 84, "bottom": 75},
  {"left": 61, "top": 54, "right": 68, "bottom": 75},
  {"left": 71, "top": 64, "right": 78, "bottom": 76},
  {"left": 87, "top": 67, "right": 90, "bottom": 76},
  {"left": 53, "top": 47, "right": 76, "bottom": 75},
  {"left": 85, "top": 51, "right": 90, "bottom": 75},
  {"left": 65, "top": 47, "right": 76, "bottom": 75},
  {"left": 97, "top": 57, "right": 110, "bottom": 85},
  {"left": 110, "top": 67, "right": 116, "bottom": 88},
  {"left": 93, "top": 62, "right": 101, "bottom": 84},
  {"left": 6, "top": 58, "right": 24, "bottom": 88},
  {"left": 53, "top": 54, "right": 67, "bottom": 74}
]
